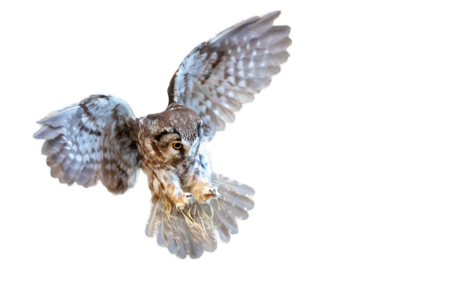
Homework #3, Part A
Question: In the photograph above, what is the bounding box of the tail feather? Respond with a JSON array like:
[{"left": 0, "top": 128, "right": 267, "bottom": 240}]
[
  {"left": 216, "top": 185, "right": 255, "bottom": 211},
  {"left": 222, "top": 200, "right": 249, "bottom": 220},
  {"left": 212, "top": 174, "right": 255, "bottom": 197},
  {"left": 145, "top": 174, "right": 254, "bottom": 259},
  {"left": 145, "top": 197, "right": 164, "bottom": 239},
  {"left": 210, "top": 199, "right": 239, "bottom": 234},
  {"left": 156, "top": 221, "right": 166, "bottom": 247}
]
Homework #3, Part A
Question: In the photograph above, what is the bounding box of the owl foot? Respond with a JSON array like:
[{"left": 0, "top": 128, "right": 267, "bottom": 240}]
[
  {"left": 195, "top": 185, "right": 221, "bottom": 204},
  {"left": 175, "top": 193, "right": 194, "bottom": 210},
  {"left": 205, "top": 186, "right": 221, "bottom": 204}
]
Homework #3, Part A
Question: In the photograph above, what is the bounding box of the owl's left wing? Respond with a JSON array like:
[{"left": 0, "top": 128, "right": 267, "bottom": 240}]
[{"left": 167, "top": 11, "right": 291, "bottom": 141}]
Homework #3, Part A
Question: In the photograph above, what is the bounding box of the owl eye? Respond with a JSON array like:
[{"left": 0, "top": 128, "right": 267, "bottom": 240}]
[{"left": 172, "top": 142, "right": 183, "bottom": 150}]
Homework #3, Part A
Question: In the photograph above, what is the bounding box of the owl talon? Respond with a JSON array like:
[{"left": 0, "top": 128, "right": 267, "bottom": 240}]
[
  {"left": 211, "top": 190, "right": 221, "bottom": 202},
  {"left": 185, "top": 193, "right": 195, "bottom": 204},
  {"left": 175, "top": 193, "right": 193, "bottom": 210},
  {"left": 208, "top": 187, "right": 220, "bottom": 198},
  {"left": 191, "top": 185, "right": 220, "bottom": 204}
]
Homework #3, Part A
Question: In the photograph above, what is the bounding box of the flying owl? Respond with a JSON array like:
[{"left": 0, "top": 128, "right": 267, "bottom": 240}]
[{"left": 33, "top": 11, "right": 291, "bottom": 258}]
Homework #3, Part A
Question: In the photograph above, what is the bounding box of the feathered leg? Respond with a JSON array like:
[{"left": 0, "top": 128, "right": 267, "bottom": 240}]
[
  {"left": 146, "top": 172, "right": 254, "bottom": 259},
  {"left": 147, "top": 168, "right": 194, "bottom": 210}
]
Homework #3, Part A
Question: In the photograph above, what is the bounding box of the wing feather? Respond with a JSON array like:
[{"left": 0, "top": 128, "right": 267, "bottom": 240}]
[
  {"left": 168, "top": 11, "right": 291, "bottom": 141},
  {"left": 33, "top": 94, "right": 140, "bottom": 194}
]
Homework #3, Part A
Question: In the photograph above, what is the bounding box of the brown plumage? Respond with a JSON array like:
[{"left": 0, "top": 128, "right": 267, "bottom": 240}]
[{"left": 33, "top": 11, "right": 291, "bottom": 258}]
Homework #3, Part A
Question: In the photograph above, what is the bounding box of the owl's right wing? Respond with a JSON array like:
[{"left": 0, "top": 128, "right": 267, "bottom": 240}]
[
  {"left": 33, "top": 94, "right": 140, "bottom": 194},
  {"left": 167, "top": 11, "right": 291, "bottom": 141}
]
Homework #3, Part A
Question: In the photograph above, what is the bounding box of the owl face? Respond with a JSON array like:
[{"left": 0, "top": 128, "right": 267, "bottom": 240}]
[
  {"left": 151, "top": 130, "right": 195, "bottom": 165},
  {"left": 138, "top": 103, "right": 203, "bottom": 166}
]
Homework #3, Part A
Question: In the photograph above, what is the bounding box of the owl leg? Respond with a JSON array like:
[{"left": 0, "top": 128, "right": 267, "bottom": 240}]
[
  {"left": 190, "top": 178, "right": 220, "bottom": 204},
  {"left": 148, "top": 169, "right": 194, "bottom": 210},
  {"left": 172, "top": 192, "right": 195, "bottom": 210},
  {"left": 165, "top": 179, "right": 195, "bottom": 210}
]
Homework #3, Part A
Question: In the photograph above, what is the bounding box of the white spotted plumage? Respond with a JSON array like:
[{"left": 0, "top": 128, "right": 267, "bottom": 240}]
[
  {"left": 168, "top": 11, "right": 291, "bottom": 140},
  {"left": 34, "top": 11, "right": 291, "bottom": 259},
  {"left": 34, "top": 95, "right": 140, "bottom": 192}
]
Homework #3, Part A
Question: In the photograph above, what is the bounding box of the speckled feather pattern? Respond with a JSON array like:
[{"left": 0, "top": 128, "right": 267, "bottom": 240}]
[
  {"left": 33, "top": 95, "right": 140, "bottom": 194},
  {"left": 34, "top": 11, "right": 291, "bottom": 259},
  {"left": 168, "top": 11, "right": 291, "bottom": 141}
]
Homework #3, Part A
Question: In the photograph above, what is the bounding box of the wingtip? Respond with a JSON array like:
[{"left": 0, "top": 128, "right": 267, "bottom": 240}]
[
  {"left": 259, "top": 11, "right": 281, "bottom": 22},
  {"left": 32, "top": 127, "right": 43, "bottom": 139}
]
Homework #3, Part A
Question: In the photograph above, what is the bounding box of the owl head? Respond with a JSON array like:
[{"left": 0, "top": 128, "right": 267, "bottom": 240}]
[{"left": 138, "top": 103, "right": 203, "bottom": 165}]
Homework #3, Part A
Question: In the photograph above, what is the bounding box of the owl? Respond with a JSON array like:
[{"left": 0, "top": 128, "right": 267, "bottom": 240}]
[{"left": 33, "top": 11, "right": 291, "bottom": 259}]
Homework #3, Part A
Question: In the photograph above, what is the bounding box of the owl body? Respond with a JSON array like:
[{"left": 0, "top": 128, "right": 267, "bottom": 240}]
[
  {"left": 33, "top": 11, "right": 291, "bottom": 258},
  {"left": 136, "top": 103, "right": 216, "bottom": 209}
]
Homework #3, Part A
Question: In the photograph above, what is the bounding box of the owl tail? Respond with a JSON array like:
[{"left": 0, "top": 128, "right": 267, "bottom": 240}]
[{"left": 145, "top": 174, "right": 255, "bottom": 259}]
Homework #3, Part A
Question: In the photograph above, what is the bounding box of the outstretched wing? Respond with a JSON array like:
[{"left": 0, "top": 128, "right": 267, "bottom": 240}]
[
  {"left": 33, "top": 94, "right": 140, "bottom": 194},
  {"left": 167, "top": 11, "right": 291, "bottom": 141}
]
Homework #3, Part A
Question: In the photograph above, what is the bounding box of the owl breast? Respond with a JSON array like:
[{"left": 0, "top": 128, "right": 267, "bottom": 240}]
[{"left": 135, "top": 103, "right": 205, "bottom": 193}]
